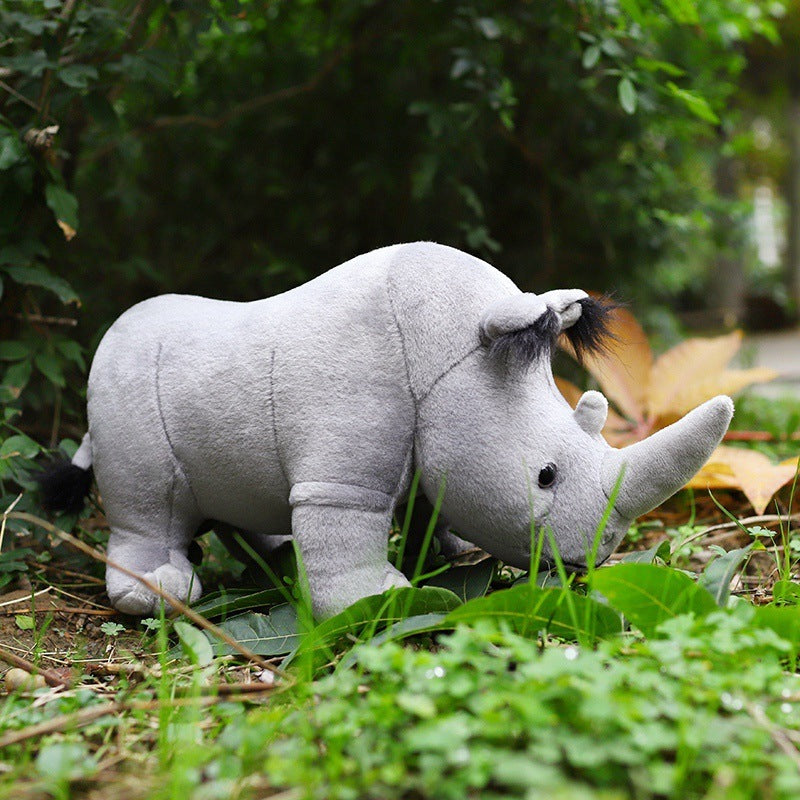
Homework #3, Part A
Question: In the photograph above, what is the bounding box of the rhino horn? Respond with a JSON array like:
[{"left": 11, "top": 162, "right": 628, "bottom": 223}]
[{"left": 604, "top": 396, "right": 734, "bottom": 520}]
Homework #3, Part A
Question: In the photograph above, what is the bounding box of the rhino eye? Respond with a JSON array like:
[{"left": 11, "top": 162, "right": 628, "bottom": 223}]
[{"left": 538, "top": 463, "right": 557, "bottom": 488}]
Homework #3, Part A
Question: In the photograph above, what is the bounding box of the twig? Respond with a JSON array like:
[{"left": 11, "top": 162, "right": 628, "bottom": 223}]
[
  {"left": 31, "top": 562, "right": 105, "bottom": 585},
  {"left": 149, "top": 43, "right": 354, "bottom": 131},
  {"left": 0, "top": 79, "right": 44, "bottom": 114},
  {"left": 3, "top": 312, "right": 78, "bottom": 327},
  {"left": 0, "top": 588, "right": 51, "bottom": 610},
  {"left": 7, "top": 512, "right": 290, "bottom": 683},
  {"left": 746, "top": 702, "right": 800, "bottom": 770},
  {"left": 725, "top": 430, "right": 800, "bottom": 442},
  {"left": 0, "top": 692, "right": 271, "bottom": 749},
  {"left": 0, "top": 644, "right": 69, "bottom": 689},
  {"left": 682, "top": 513, "right": 800, "bottom": 549}
]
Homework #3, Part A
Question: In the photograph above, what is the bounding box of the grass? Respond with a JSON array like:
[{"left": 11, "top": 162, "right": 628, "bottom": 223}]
[{"left": 1, "top": 397, "right": 800, "bottom": 799}]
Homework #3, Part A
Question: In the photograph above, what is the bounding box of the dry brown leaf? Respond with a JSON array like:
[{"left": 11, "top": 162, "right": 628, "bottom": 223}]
[
  {"left": 688, "top": 446, "right": 800, "bottom": 514},
  {"left": 652, "top": 367, "right": 778, "bottom": 421},
  {"left": 569, "top": 305, "right": 652, "bottom": 424},
  {"left": 648, "top": 332, "right": 747, "bottom": 417},
  {"left": 555, "top": 376, "right": 645, "bottom": 446},
  {"left": 57, "top": 220, "right": 77, "bottom": 241}
]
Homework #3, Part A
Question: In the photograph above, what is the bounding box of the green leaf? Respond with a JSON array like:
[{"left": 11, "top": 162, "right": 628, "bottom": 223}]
[
  {"left": 698, "top": 545, "right": 753, "bottom": 606},
  {"left": 666, "top": 82, "right": 720, "bottom": 124},
  {"left": 582, "top": 45, "right": 600, "bottom": 69},
  {"left": 205, "top": 604, "right": 300, "bottom": 656},
  {"left": 5, "top": 265, "right": 79, "bottom": 304},
  {"left": 634, "top": 57, "right": 685, "bottom": 77},
  {"left": 2, "top": 359, "right": 32, "bottom": 399},
  {"left": 475, "top": 17, "right": 500, "bottom": 40},
  {"left": 45, "top": 183, "right": 79, "bottom": 230},
  {"left": 620, "top": 539, "right": 671, "bottom": 564},
  {"left": 660, "top": 0, "right": 700, "bottom": 25},
  {"left": 36, "top": 742, "right": 95, "bottom": 783},
  {"left": 0, "top": 132, "right": 25, "bottom": 170},
  {"left": 773, "top": 581, "right": 800, "bottom": 606},
  {"left": 591, "top": 564, "right": 716, "bottom": 637},
  {"left": 174, "top": 620, "right": 215, "bottom": 666},
  {"left": 445, "top": 584, "right": 623, "bottom": 641},
  {"left": 752, "top": 605, "right": 800, "bottom": 651},
  {"left": 57, "top": 64, "right": 98, "bottom": 89},
  {"left": 34, "top": 351, "right": 66, "bottom": 388},
  {"left": 15, "top": 614, "right": 34, "bottom": 630},
  {"left": 287, "top": 587, "right": 461, "bottom": 667},
  {"left": 191, "top": 588, "right": 285, "bottom": 618},
  {"left": 424, "top": 560, "right": 495, "bottom": 602},
  {"left": 0, "top": 434, "right": 40, "bottom": 460},
  {"left": 0, "top": 341, "right": 30, "bottom": 361},
  {"left": 618, "top": 77, "right": 637, "bottom": 115},
  {"left": 55, "top": 340, "right": 85, "bottom": 370}
]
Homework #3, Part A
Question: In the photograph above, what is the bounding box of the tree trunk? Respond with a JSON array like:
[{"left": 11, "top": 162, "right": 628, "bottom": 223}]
[{"left": 787, "top": 92, "right": 800, "bottom": 313}]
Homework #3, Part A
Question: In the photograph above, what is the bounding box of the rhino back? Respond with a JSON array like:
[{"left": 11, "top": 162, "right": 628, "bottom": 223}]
[{"left": 88, "top": 245, "right": 414, "bottom": 531}]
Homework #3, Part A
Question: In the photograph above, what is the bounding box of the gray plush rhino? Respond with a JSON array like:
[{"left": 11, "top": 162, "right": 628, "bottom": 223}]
[{"left": 41, "top": 242, "right": 733, "bottom": 618}]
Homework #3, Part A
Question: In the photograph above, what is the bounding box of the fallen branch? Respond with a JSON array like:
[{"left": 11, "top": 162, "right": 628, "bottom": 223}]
[
  {"left": 7, "top": 512, "right": 291, "bottom": 684},
  {"left": 0, "top": 688, "right": 274, "bottom": 749},
  {"left": 0, "top": 645, "right": 70, "bottom": 689}
]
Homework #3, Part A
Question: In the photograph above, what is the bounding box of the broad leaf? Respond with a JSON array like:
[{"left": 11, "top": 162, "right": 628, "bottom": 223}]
[
  {"left": 618, "top": 77, "right": 637, "bottom": 114},
  {"left": 191, "top": 588, "right": 285, "bottom": 618},
  {"left": 647, "top": 332, "right": 774, "bottom": 418},
  {"left": 688, "top": 446, "right": 800, "bottom": 514},
  {"left": 698, "top": 545, "right": 753, "bottom": 606},
  {"left": 175, "top": 620, "right": 214, "bottom": 666},
  {"left": 204, "top": 604, "right": 300, "bottom": 656},
  {"left": 562, "top": 305, "right": 652, "bottom": 425},
  {"left": 286, "top": 587, "right": 461, "bottom": 667},
  {"left": 773, "top": 581, "right": 800, "bottom": 606},
  {"left": 752, "top": 605, "right": 800, "bottom": 652},
  {"left": 425, "top": 559, "right": 495, "bottom": 602},
  {"left": 591, "top": 563, "right": 716, "bottom": 637},
  {"left": 34, "top": 352, "right": 65, "bottom": 388},
  {"left": 5, "top": 265, "right": 79, "bottom": 305},
  {"left": 45, "top": 183, "right": 79, "bottom": 232},
  {"left": 0, "top": 341, "right": 30, "bottom": 361},
  {"left": 619, "top": 539, "right": 671, "bottom": 564},
  {"left": 444, "top": 583, "right": 623, "bottom": 641},
  {"left": 0, "top": 434, "right": 40, "bottom": 460}
]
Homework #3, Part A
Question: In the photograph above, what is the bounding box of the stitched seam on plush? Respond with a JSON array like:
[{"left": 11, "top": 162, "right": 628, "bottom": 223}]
[
  {"left": 417, "top": 343, "right": 482, "bottom": 407},
  {"left": 268, "top": 347, "right": 290, "bottom": 489},
  {"left": 154, "top": 342, "right": 201, "bottom": 513},
  {"left": 386, "top": 268, "right": 419, "bottom": 501}
]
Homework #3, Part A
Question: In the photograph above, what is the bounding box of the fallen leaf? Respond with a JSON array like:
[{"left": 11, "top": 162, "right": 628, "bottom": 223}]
[
  {"left": 566, "top": 305, "right": 652, "bottom": 424},
  {"left": 57, "top": 220, "right": 77, "bottom": 241},
  {"left": 688, "top": 446, "right": 800, "bottom": 514}
]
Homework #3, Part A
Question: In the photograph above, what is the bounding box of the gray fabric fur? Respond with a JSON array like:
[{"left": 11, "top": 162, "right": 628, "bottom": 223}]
[{"left": 79, "top": 242, "right": 733, "bottom": 618}]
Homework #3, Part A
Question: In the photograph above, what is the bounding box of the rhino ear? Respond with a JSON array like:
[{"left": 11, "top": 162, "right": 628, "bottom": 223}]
[
  {"left": 574, "top": 390, "right": 608, "bottom": 436},
  {"left": 480, "top": 290, "right": 614, "bottom": 366}
]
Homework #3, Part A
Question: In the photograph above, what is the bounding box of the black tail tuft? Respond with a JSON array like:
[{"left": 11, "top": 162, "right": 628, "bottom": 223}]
[{"left": 37, "top": 461, "right": 93, "bottom": 514}]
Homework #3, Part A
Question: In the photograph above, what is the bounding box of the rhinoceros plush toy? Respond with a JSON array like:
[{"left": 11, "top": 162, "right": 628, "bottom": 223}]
[{"left": 41, "top": 242, "right": 733, "bottom": 618}]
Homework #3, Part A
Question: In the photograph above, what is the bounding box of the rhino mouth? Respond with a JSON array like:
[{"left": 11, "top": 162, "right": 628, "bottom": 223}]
[{"left": 536, "top": 553, "right": 612, "bottom": 574}]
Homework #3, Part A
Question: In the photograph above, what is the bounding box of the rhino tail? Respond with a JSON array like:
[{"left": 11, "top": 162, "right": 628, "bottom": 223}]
[{"left": 38, "top": 432, "right": 93, "bottom": 514}]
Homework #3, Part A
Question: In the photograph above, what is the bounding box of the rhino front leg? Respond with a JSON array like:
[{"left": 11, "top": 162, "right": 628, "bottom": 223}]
[{"left": 289, "top": 482, "right": 410, "bottom": 619}]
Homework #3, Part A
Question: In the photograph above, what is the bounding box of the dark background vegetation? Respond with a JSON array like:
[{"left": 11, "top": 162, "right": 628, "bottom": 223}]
[{"left": 0, "top": 0, "right": 799, "bottom": 449}]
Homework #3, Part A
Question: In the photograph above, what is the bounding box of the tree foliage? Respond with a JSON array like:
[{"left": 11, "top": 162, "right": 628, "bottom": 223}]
[{"left": 0, "top": 0, "right": 787, "bottom": 456}]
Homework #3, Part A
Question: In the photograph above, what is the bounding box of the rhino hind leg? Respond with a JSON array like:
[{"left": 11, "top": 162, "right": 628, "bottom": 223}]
[
  {"left": 105, "top": 530, "right": 202, "bottom": 616},
  {"left": 102, "top": 469, "right": 203, "bottom": 616}
]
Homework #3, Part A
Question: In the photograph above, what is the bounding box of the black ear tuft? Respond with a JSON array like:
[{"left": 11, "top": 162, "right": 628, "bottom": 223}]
[
  {"left": 488, "top": 307, "right": 561, "bottom": 367},
  {"left": 565, "top": 295, "right": 619, "bottom": 364},
  {"left": 37, "top": 461, "right": 93, "bottom": 514}
]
